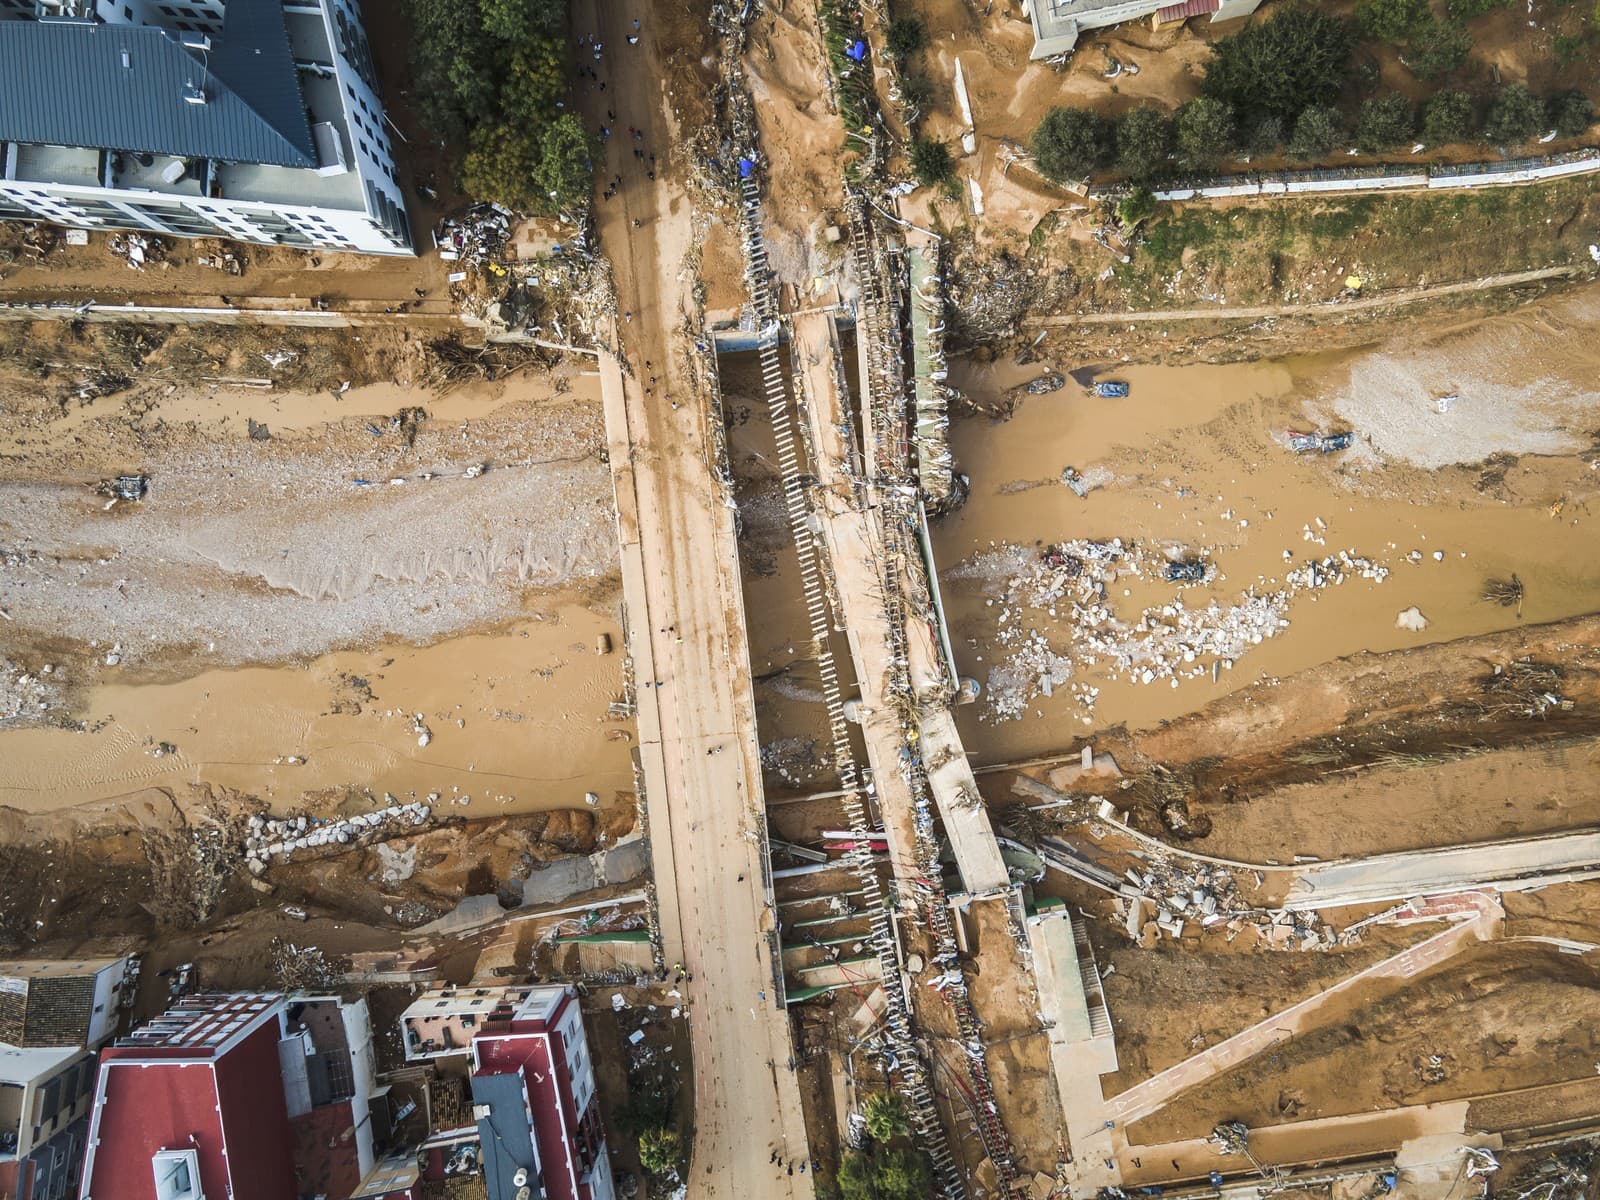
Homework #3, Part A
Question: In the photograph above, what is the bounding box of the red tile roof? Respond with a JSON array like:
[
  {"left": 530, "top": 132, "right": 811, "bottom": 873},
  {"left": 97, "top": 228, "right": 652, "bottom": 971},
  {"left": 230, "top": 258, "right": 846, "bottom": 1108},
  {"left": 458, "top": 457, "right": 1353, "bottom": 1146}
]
[
  {"left": 292, "top": 1100, "right": 363, "bottom": 1200},
  {"left": 83, "top": 1013, "right": 297, "bottom": 1200}
]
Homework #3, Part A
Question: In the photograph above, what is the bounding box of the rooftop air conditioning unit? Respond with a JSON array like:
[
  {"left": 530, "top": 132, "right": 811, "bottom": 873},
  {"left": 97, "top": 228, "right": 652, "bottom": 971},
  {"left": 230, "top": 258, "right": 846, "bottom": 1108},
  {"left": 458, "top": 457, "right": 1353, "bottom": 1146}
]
[{"left": 182, "top": 82, "right": 207, "bottom": 105}]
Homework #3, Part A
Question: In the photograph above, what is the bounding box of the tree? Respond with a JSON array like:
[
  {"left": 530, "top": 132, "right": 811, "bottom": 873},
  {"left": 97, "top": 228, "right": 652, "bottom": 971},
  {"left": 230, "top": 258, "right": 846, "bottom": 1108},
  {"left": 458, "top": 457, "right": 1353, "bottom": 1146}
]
[
  {"left": 1549, "top": 89, "right": 1596, "bottom": 138},
  {"left": 1446, "top": 0, "right": 1512, "bottom": 19},
  {"left": 1117, "top": 186, "right": 1158, "bottom": 226},
  {"left": 1286, "top": 104, "right": 1342, "bottom": 158},
  {"left": 1421, "top": 89, "right": 1476, "bottom": 144},
  {"left": 1356, "top": 0, "right": 1430, "bottom": 41},
  {"left": 1244, "top": 114, "right": 1285, "bottom": 155},
  {"left": 837, "top": 1144, "right": 935, "bottom": 1200},
  {"left": 1354, "top": 94, "right": 1415, "bottom": 151},
  {"left": 531, "top": 114, "right": 599, "bottom": 213},
  {"left": 1116, "top": 108, "right": 1171, "bottom": 181},
  {"left": 1404, "top": 20, "right": 1471, "bottom": 79},
  {"left": 1203, "top": 6, "right": 1356, "bottom": 123},
  {"left": 461, "top": 124, "right": 543, "bottom": 212},
  {"left": 1031, "top": 107, "right": 1108, "bottom": 181},
  {"left": 1483, "top": 83, "right": 1545, "bottom": 144},
  {"left": 909, "top": 138, "right": 955, "bottom": 187},
  {"left": 638, "top": 1126, "right": 684, "bottom": 1176},
  {"left": 863, "top": 1094, "right": 909, "bottom": 1143},
  {"left": 885, "top": 16, "right": 927, "bottom": 60},
  {"left": 1174, "top": 97, "right": 1237, "bottom": 172}
]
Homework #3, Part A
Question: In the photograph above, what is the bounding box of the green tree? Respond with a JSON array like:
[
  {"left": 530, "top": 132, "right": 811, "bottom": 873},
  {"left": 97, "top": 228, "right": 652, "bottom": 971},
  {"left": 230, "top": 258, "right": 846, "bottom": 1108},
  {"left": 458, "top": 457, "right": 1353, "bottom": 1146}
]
[
  {"left": 1174, "top": 97, "right": 1237, "bottom": 172},
  {"left": 885, "top": 16, "right": 927, "bottom": 59},
  {"left": 1117, "top": 185, "right": 1158, "bottom": 226},
  {"left": 1549, "top": 89, "right": 1596, "bottom": 137},
  {"left": 1032, "top": 107, "right": 1108, "bottom": 181},
  {"left": 863, "top": 1094, "right": 909, "bottom": 1143},
  {"left": 1404, "top": 20, "right": 1471, "bottom": 79},
  {"left": 1116, "top": 108, "right": 1171, "bottom": 181},
  {"left": 1483, "top": 83, "right": 1545, "bottom": 144},
  {"left": 909, "top": 137, "right": 955, "bottom": 187},
  {"left": 1421, "top": 89, "right": 1476, "bottom": 144},
  {"left": 837, "top": 1144, "right": 935, "bottom": 1200},
  {"left": 1286, "top": 104, "right": 1342, "bottom": 158},
  {"left": 1446, "top": 0, "right": 1512, "bottom": 19},
  {"left": 531, "top": 114, "right": 600, "bottom": 213},
  {"left": 1203, "top": 6, "right": 1356, "bottom": 123},
  {"left": 1356, "top": 0, "right": 1430, "bottom": 41},
  {"left": 638, "top": 1126, "right": 684, "bottom": 1176},
  {"left": 461, "top": 124, "right": 543, "bottom": 212},
  {"left": 1244, "top": 114, "right": 1285, "bottom": 155},
  {"left": 1354, "top": 93, "right": 1415, "bottom": 151}
]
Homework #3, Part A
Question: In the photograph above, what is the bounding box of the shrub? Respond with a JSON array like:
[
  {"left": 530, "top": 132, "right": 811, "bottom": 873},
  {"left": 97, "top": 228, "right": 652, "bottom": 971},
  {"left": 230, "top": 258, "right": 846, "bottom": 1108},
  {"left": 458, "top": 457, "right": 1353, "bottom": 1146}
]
[
  {"left": 639, "top": 1127, "right": 684, "bottom": 1176},
  {"left": 1405, "top": 19, "right": 1471, "bottom": 79},
  {"left": 1354, "top": 93, "right": 1415, "bottom": 151},
  {"left": 1116, "top": 108, "right": 1172, "bottom": 180},
  {"left": 1174, "top": 97, "right": 1237, "bottom": 171},
  {"left": 1421, "top": 89, "right": 1476, "bottom": 144},
  {"left": 1287, "top": 104, "right": 1342, "bottom": 158},
  {"left": 1032, "top": 107, "right": 1109, "bottom": 181},
  {"left": 1202, "top": 6, "right": 1356, "bottom": 123},
  {"left": 899, "top": 73, "right": 935, "bottom": 111},
  {"left": 909, "top": 138, "right": 955, "bottom": 186},
  {"left": 1548, "top": 89, "right": 1596, "bottom": 137},
  {"left": 863, "top": 1095, "right": 910, "bottom": 1143},
  {"left": 885, "top": 16, "right": 927, "bottom": 60},
  {"left": 1356, "top": 0, "right": 1431, "bottom": 41},
  {"left": 1117, "top": 186, "right": 1158, "bottom": 226},
  {"left": 1483, "top": 82, "right": 1545, "bottom": 144}
]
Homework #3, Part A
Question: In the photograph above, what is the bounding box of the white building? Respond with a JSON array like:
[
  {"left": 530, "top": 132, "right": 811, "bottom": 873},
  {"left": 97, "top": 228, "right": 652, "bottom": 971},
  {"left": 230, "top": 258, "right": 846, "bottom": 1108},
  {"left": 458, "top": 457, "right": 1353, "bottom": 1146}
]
[
  {"left": 0, "top": 0, "right": 412, "bottom": 255},
  {"left": 1022, "top": 0, "right": 1264, "bottom": 58}
]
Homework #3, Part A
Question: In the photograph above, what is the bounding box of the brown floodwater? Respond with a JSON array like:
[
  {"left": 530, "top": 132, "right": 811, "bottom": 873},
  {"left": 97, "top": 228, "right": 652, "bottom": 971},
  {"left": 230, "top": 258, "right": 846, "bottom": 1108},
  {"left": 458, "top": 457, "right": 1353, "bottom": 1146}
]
[
  {"left": 938, "top": 292, "right": 1600, "bottom": 765},
  {"left": 0, "top": 604, "right": 634, "bottom": 818}
]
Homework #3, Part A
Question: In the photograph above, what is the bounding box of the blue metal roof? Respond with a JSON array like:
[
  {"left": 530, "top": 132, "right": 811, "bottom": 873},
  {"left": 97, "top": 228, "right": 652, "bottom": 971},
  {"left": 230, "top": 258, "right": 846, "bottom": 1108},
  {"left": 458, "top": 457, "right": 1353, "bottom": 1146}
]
[
  {"left": 471, "top": 1071, "right": 545, "bottom": 1200},
  {"left": 0, "top": 1, "right": 315, "bottom": 167}
]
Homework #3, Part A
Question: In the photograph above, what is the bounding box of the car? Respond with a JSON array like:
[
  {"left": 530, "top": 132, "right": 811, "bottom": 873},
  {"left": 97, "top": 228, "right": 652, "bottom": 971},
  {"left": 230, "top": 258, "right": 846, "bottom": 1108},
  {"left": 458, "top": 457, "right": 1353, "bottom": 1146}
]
[
  {"left": 1092, "top": 380, "right": 1130, "bottom": 398},
  {"left": 1164, "top": 560, "right": 1206, "bottom": 583}
]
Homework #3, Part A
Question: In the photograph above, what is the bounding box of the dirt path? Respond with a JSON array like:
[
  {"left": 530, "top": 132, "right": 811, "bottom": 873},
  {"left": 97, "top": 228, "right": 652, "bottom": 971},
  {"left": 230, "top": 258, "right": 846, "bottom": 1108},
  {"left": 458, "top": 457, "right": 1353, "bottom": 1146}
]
[
  {"left": 1035, "top": 265, "right": 1585, "bottom": 325},
  {"left": 573, "top": 0, "right": 815, "bottom": 1194}
]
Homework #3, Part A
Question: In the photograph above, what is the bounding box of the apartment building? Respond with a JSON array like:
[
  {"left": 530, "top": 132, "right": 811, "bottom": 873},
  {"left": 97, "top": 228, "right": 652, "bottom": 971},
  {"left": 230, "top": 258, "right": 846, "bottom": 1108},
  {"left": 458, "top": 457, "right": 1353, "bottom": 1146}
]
[
  {"left": 400, "top": 984, "right": 616, "bottom": 1200},
  {"left": 0, "top": 0, "right": 412, "bottom": 255}
]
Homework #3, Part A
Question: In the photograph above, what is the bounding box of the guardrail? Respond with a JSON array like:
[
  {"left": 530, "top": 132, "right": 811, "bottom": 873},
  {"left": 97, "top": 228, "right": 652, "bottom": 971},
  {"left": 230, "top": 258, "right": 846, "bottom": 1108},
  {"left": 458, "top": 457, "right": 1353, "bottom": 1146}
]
[{"left": 1086, "top": 147, "right": 1600, "bottom": 203}]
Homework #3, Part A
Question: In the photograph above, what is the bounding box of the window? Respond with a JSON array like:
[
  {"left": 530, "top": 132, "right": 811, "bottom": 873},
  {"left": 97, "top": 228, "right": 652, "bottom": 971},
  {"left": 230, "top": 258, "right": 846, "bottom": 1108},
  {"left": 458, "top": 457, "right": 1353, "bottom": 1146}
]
[{"left": 151, "top": 1150, "right": 201, "bottom": 1200}]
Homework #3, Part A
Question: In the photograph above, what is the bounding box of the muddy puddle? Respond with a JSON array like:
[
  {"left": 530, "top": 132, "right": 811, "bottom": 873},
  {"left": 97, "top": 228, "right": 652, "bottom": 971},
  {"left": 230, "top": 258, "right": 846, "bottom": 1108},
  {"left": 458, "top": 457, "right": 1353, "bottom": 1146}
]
[
  {"left": 936, "top": 288, "right": 1600, "bottom": 764},
  {"left": 0, "top": 604, "right": 634, "bottom": 816}
]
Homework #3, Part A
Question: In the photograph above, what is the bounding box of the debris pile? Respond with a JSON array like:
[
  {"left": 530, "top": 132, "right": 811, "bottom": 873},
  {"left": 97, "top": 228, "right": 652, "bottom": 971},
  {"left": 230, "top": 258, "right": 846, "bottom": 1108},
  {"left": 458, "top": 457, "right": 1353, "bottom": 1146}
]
[
  {"left": 959, "top": 539, "right": 1390, "bottom": 722},
  {"left": 269, "top": 939, "right": 346, "bottom": 990},
  {"left": 1120, "top": 855, "right": 1342, "bottom": 950},
  {"left": 0, "top": 657, "right": 57, "bottom": 723},
  {"left": 244, "top": 802, "right": 431, "bottom": 870},
  {"left": 106, "top": 231, "right": 165, "bottom": 271},
  {"left": 433, "top": 204, "right": 513, "bottom": 269}
]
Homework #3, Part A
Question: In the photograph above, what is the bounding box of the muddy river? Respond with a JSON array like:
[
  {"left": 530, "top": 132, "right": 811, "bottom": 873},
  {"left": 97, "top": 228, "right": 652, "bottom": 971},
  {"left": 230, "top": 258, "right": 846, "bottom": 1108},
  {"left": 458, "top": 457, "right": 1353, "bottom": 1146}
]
[{"left": 939, "top": 288, "right": 1600, "bottom": 765}]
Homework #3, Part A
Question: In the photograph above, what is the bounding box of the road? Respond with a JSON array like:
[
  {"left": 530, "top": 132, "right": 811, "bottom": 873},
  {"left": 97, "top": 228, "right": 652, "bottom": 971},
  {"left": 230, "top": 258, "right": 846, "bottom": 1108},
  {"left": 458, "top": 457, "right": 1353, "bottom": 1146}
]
[{"left": 573, "top": 1, "right": 813, "bottom": 1194}]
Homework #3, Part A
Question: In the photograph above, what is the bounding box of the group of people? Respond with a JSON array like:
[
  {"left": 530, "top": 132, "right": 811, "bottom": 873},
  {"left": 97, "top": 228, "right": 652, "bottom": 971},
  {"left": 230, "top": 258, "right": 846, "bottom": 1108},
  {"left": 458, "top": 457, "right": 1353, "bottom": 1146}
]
[{"left": 575, "top": 24, "right": 660, "bottom": 203}]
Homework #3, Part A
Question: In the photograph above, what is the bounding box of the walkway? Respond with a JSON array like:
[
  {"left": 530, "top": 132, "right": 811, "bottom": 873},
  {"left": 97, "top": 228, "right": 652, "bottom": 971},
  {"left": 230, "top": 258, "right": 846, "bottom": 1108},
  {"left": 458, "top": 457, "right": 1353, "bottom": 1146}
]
[
  {"left": 1035, "top": 265, "right": 1583, "bottom": 327},
  {"left": 578, "top": 0, "right": 811, "bottom": 1194}
]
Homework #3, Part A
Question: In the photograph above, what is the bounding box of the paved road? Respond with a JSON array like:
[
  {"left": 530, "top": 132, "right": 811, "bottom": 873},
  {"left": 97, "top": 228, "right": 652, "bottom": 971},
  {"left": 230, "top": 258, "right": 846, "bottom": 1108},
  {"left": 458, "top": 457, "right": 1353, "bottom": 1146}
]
[
  {"left": 1284, "top": 830, "right": 1600, "bottom": 909},
  {"left": 574, "top": 2, "right": 812, "bottom": 1195}
]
